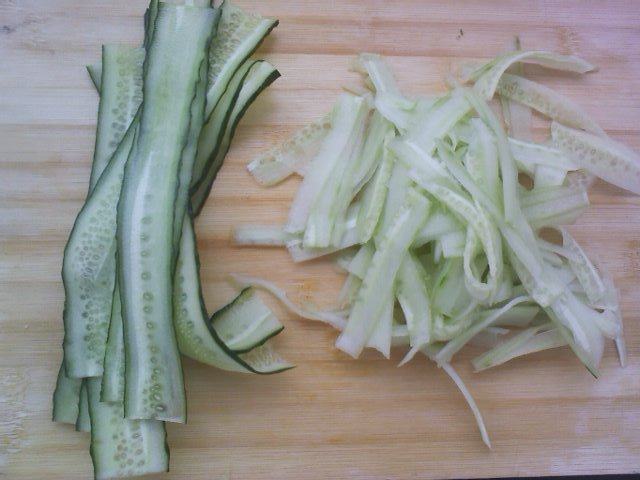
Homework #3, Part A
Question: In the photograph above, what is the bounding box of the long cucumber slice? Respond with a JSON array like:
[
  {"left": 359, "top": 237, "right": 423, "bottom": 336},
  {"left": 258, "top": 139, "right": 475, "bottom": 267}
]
[
  {"left": 174, "top": 216, "right": 293, "bottom": 374},
  {"left": 117, "top": 4, "right": 217, "bottom": 423},
  {"left": 87, "top": 377, "right": 168, "bottom": 480},
  {"left": 62, "top": 111, "right": 139, "bottom": 379},
  {"left": 191, "top": 60, "right": 280, "bottom": 215},
  {"left": 52, "top": 364, "right": 82, "bottom": 424},
  {"left": 191, "top": 59, "right": 256, "bottom": 193}
]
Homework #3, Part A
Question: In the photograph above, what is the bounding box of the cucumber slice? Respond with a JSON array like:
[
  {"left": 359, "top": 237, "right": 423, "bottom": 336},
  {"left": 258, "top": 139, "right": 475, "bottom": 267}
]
[
  {"left": 101, "top": 286, "right": 125, "bottom": 404},
  {"left": 75, "top": 380, "right": 91, "bottom": 433},
  {"left": 191, "top": 60, "right": 280, "bottom": 215},
  {"left": 52, "top": 364, "right": 82, "bottom": 424},
  {"left": 211, "top": 288, "right": 284, "bottom": 353},
  {"left": 89, "top": 45, "right": 144, "bottom": 192},
  {"left": 62, "top": 92, "right": 140, "bottom": 380},
  {"left": 174, "top": 216, "right": 293, "bottom": 374},
  {"left": 87, "top": 377, "right": 168, "bottom": 480},
  {"left": 205, "top": 1, "right": 278, "bottom": 117},
  {"left": 117, "top": 4, "right": 217, "bottom": 422}
]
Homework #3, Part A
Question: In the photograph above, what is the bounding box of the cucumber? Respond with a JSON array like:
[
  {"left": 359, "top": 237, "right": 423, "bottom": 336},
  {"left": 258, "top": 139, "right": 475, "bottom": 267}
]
[
  {"left": 62, "top": 71, "right": 141, "bottom": 380},
  {"left": 75, "top": 380, "right": 91, "bottom": 433},
  {"left": 205, "top": 1, "right": 278, "bottom": 118},
  {"left": 101, "top": 286, "right": 125, "bottom": 404},
  {"left": 52, "top": 364, "right": 82, "bottom": 424},
  {"left": 191, "top": 60, "right": 280, "bottom": 215},
  {"left": 87, "top": 377, "right": 168, "bottom": 480},
  {"left": 117, "top": 4, "right": 217, "bottom": 422},
  {"left": 89, "top": 45, "right": 144, "bottom": 192},
  {"left": 191, "top": 59, "right": 256, "bottom": 192},
  {"left": 174, "top": 216, "right": 293, "bottom": 374},
  {"left": 211, "top": 288, "right": 284, "bottom": 353}
]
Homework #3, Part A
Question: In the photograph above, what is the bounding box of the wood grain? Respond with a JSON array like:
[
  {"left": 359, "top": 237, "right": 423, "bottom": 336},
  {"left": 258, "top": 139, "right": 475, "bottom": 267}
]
[{"left": 1, "top": 1, "right": 639, "bottom": 478}]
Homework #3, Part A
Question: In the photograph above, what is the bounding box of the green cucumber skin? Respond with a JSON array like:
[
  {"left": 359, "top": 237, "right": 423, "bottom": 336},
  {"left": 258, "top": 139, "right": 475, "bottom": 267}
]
[
  {"left": 191, "top": 65, "right": 280, "bottom": 215},
  {"left": 117, "top": 4, "right": 217, "bottom": 422},
  {"left": 87, "top": 377, "right": 169, "bottom": 480}
]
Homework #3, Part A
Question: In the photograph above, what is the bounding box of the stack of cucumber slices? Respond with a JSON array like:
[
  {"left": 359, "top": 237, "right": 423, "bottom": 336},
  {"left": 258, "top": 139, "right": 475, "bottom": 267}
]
[
  {"left": 52, "top": 2, "right": 292, "bottom": 478},
  {"left": 237, "top": 50, "right": 639, "bottom": 447}
]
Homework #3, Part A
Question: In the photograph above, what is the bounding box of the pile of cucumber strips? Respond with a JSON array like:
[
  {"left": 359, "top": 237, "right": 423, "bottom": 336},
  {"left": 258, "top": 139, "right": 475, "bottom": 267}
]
[{"left": 52, "top": 2, "right": 292, "bottom": 478}]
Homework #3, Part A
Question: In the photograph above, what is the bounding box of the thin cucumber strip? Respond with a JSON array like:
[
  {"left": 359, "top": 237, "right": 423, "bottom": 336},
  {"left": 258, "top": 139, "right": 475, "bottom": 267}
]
[
  {"left": 52, "top": 364, "right": 82, "bottom": 424},
  {"left": 62, "top": 113, "right": 138, "bottom": 379},
  {"left": 191, "top": 59, "right": 256, "bottom": 192},
  {"left": 286, "top": 94, "right": 368, "bottom": 235},
  {"left": 413, "top": 208, "right": 462, "bottom": 247},
  {"left": 435, "top": 295, "right": 532, "bottom": 364},
  {"left": 86, "top": 377, "right": 168, "bottom": 480},
  {"left": 336, "top": 189, "right": 431, "bottom": 358},
  {"left": 173, "top": 217, "right": 294, "bottom": 373},
  {"left": 351, "top": 110, "right": 394, "bottom": 198},
  {"left": 346, "top": 242, "right": 375, "bottom": 279},
  {"left": 356, "top": 133, "right": 395, "bottom": 243},
  {"left": 117, "top": 4, "right": 217, "bottom": 422},
  {"left": 205, "top": 1, "right": 278, "bottom": 118},
  {"left": 89, "top": 45, "right": 145, "bottom": 193},
  {"left": 474, "top": 50, "right": 594, "bottom": 100},
  {"left": 87, "top": 63, "right": 102, "bottom": 91},
  {"left": 492, "top": 305, "right": 540, "bottom": 328},
  {"left": 551, "top": 122, "right": 640, "bottom": 195},
  {"left": 397, "top": 252, "right": 432, "bottom": 350},
  {"left": 233, "top": 225, "right": 292, "bottom": 247},
  {"left": 497, "top": 73, "right": 604, "bottom": 136},
  {"left": 210, "top": 287, "right": 284, "bottom": 353},
  {"left": 230, "top": 273, "right": 348, "bottom": 330},
  {"left": 509, "top": 137, "right": 578, "bottom": 174},
  {"left": 560, "top": 228, "right": 606, "bottom": 304},
  {"left": 191, "top": 60, "right": 280, "bottom": 215},
  {"left": 291, "top": 94, "right": 369, "bottom": 244},
  {"left": 375, "top": 158, "right": 412, "bottom": 244},
  {"left": 522, "top": 187, "right": 589, "bottom": 229},
  {"left": 75, "top": 380, "right": 91, "bottom": 433},
  {"left": 247, "top": 114, "right": 332, "bottom": 186},
  {"left": 101, "top": 286, "right": 124, "bottom": 404},
  {"left": 365, "top": 293, "right": 394, "bottom": 358}
]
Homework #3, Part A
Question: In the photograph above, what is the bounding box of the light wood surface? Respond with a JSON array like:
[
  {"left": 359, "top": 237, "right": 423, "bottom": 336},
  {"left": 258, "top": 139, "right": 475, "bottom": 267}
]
[{"left": 1, "top": 1, "right": 640, "bottom": 478}]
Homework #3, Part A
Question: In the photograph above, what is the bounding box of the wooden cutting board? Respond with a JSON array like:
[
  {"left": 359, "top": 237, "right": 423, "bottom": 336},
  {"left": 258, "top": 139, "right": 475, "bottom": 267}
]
[{"left": 1, "top": 1, "right": 639, "bottom": 478}]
